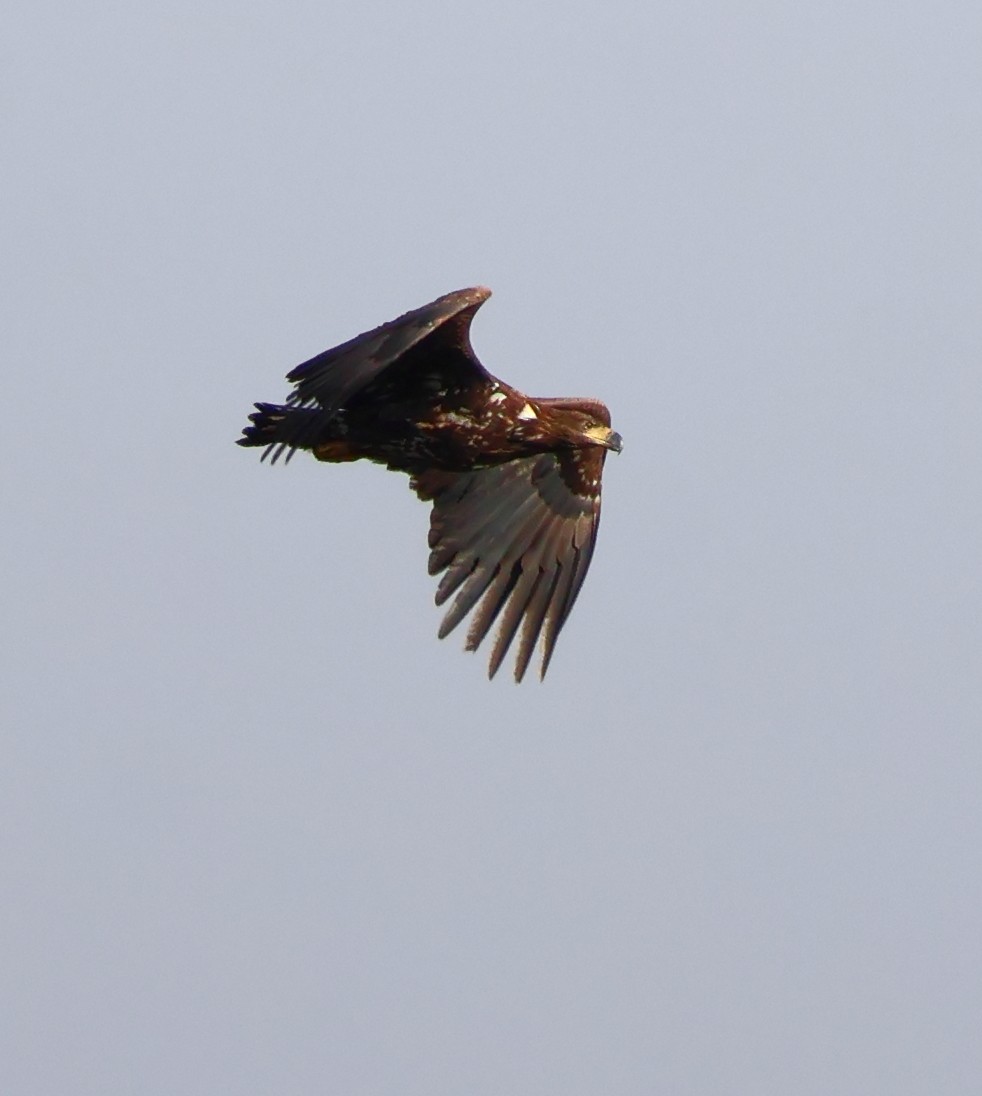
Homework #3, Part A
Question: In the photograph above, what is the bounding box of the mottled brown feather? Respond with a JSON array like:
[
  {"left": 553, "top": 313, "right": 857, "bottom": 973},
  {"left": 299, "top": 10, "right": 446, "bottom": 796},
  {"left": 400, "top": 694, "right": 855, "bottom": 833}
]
[{"left": 260, "top": 288, "right": 492, "bottom": 464}]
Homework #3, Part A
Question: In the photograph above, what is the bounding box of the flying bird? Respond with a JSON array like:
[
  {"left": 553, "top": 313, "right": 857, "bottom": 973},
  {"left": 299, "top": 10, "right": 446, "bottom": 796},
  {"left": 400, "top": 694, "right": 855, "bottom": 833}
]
[{"left": 238, "top": 287, "right": 621, "bottom": 681}]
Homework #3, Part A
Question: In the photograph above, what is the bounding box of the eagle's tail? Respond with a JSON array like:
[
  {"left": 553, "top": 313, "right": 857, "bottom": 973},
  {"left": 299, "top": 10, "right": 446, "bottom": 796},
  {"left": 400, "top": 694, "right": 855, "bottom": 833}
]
[{"left": 237, "top": 402, "right": 324, "bottom": 463}]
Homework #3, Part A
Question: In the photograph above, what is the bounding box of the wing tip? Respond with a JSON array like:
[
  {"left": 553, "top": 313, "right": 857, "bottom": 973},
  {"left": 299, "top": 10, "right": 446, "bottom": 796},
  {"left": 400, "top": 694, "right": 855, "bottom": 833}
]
[{"left": 436, "top": 285, "right": 492, "bottom": 313}]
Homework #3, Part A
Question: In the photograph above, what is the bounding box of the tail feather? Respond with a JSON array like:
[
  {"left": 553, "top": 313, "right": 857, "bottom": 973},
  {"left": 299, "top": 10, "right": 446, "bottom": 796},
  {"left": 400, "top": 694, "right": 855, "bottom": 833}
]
[{"left": 237, "top": 402, "right": 324, "bottom": 464}]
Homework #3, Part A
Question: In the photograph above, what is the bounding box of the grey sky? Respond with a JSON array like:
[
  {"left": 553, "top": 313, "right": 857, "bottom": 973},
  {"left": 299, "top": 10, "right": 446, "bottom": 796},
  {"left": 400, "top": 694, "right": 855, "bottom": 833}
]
[{"left": 4, "top": 1, "right": 981, "bottom": 1093}]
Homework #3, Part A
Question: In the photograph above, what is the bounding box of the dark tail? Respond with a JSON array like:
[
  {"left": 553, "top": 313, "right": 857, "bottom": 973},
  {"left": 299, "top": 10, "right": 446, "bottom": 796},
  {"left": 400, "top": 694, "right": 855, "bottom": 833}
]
[{"left": 237, "top": 402, "right": 324, "bottom": 463}]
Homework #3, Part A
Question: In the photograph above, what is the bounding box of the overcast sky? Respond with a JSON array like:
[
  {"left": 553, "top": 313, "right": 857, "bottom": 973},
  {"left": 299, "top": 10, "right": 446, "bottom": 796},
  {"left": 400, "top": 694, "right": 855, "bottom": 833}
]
[{"left": 4, "top": 2, "right": 982, "bottom": 1093}]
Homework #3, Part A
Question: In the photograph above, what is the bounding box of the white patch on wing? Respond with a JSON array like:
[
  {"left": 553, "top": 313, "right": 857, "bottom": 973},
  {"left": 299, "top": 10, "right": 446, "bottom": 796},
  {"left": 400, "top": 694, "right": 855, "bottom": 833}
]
[
  {"left": 438, "top": 410, "right": 473, "bottom": 427},
  {"left": 488, "top": 390, "right": 507, "bottom": 404},
  {"left": 517, "top": 402, "right": 538, "bottom": 420}
]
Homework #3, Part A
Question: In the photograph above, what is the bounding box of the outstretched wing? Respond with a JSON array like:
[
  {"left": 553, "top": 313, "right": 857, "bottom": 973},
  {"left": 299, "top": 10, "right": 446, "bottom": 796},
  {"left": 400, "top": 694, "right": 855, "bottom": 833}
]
[{"left": 412, "top": 448, "right": 608, "bottom": 682}]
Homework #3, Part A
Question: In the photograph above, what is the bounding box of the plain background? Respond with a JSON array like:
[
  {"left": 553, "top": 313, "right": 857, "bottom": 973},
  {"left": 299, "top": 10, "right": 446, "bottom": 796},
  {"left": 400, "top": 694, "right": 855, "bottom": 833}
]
[{"left": 4, "top": 2, "right": 981, "bottom": 1093}]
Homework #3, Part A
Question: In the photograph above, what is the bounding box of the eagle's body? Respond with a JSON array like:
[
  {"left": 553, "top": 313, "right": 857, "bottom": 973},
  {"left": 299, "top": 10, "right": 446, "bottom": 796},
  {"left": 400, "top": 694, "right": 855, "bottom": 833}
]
[{"left": 238, "top": 287, "right": 621, "bottom": 681}]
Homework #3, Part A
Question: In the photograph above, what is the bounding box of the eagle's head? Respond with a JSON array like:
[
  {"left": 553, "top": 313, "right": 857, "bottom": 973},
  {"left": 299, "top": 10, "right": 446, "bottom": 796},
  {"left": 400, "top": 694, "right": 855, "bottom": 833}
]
[
  {"left": 525, "top": 398, "right": 622, "bottom": 454},
  {"left": 582, "top": 420, "right": 623, "bottom": 453}
]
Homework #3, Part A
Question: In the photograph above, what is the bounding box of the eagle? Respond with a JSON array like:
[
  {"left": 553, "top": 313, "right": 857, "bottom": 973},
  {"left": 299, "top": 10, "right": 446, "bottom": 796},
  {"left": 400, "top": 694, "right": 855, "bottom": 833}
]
[{"left": 238, "top": 287, "right": 621, "bottom": 681}]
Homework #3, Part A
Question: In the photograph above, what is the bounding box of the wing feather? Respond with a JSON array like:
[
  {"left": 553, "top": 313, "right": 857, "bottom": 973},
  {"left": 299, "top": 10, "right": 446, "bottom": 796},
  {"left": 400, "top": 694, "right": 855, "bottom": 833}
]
[
  {"left": 429, "top": 466, "right": 533, "bottom": 576},
  {"left": 411, "top": 447, "right": 608, "bottom": 681},
  {"left": 435, "top": 489, "right": 549, "bottom": 630},
  {"left": 511, "top": 522, "right": 568, "bottom": 681}
]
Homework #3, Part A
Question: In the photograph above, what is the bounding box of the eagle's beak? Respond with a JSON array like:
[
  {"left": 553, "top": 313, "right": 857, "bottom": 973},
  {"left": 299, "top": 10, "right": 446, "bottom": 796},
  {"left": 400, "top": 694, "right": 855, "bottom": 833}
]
[{"left": 606, "top": 430, "right": 623, "bottom": 454}]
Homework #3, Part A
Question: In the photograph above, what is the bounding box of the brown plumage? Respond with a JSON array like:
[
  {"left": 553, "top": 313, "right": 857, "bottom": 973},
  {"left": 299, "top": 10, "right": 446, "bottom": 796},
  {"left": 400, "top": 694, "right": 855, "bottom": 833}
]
[{"left": 238, "top": 287, "right": 621, "bottom": 681}]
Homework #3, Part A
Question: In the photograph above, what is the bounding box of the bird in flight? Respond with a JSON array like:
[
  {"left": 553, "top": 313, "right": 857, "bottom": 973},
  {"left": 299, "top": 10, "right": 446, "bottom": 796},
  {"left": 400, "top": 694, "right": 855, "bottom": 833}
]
[{"left": 238, "top": 287, "right": 621, "bottom": 681}]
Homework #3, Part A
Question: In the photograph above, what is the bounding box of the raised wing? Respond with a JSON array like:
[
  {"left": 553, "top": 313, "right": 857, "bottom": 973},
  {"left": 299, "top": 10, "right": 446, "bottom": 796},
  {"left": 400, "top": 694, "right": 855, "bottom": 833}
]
[
  {"left": 259, "top": 287, "right": 493, "bottom": 463},
  {"left": 287, "top": 286, "right": 491, "bottom": 410},
  {"left": 412, "top": 448, "right": 608, "bottom": 682}
]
